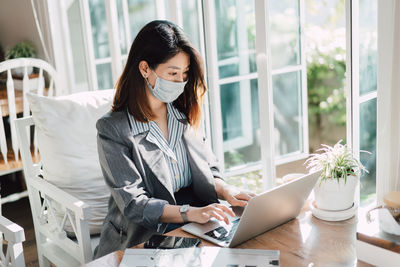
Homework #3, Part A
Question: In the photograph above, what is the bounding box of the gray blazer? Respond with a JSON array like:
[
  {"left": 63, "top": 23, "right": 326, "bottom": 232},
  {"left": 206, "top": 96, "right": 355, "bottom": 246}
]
[{"left": 94, "top": 109, "right": 222, "bottom": 259}]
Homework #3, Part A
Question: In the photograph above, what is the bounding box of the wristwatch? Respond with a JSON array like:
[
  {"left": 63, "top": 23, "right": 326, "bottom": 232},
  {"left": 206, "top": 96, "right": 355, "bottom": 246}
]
[{"left": 180, "top": 204, "right": 190, "bottom": 223}]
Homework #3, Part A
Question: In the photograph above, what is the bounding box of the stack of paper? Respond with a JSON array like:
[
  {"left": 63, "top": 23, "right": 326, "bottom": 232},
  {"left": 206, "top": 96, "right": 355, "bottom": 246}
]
[{"left": 120, "top": 247, "right": 280, "bottom": 267}]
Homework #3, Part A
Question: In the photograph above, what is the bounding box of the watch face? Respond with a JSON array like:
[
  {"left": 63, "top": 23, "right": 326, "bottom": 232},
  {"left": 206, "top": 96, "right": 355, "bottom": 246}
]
[{"left": 181, "top": 205, "right": 189, "bottom": 212}]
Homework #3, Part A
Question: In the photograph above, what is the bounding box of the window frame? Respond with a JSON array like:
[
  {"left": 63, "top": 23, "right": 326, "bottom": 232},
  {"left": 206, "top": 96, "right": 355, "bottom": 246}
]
[
  {"left": 346, "top": 0, "right": 378, "bottom": 205},
  {"left": 49, "top": 0, "right": 310, "bottom": 188},
  {"left": 269, "top": 0, "right": 309, "bottom": 165},
  {"left": 203, "top": 0, "right": 309, "bottom": 179}
]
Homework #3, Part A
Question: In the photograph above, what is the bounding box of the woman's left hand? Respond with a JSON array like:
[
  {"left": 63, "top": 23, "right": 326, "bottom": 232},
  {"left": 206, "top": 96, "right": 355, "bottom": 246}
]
[
  {"left": 214, "top": 178, "right": 256, "bottom": 207},
  {"left": 223, "top": 188, "right": 256, "bottom": 207}
]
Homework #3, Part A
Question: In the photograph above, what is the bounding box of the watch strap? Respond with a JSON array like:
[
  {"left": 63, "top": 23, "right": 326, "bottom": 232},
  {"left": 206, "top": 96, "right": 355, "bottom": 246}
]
[{"left": 180, "top": 204, "right": 189, "bottom": 223}]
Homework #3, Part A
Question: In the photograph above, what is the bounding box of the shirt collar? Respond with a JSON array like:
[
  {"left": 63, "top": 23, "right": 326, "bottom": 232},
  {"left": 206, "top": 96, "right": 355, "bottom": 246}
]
[
  {"left": 167, "top": 103, "right": 187, "bottom": 124},
  {"left": 128, "top": 103, "right": 187, "bottom": 136},
  {"left": 129, "top": 113, "right": 150, "bottom": 136}
]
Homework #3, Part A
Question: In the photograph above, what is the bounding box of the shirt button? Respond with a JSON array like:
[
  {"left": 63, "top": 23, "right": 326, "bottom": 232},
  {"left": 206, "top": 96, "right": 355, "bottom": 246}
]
[
  {"left": 174, "top": 174, "right": 179, "bottom": 179},
  {"left": 171, "top": 159, "right": 177, "bottom": 164}
]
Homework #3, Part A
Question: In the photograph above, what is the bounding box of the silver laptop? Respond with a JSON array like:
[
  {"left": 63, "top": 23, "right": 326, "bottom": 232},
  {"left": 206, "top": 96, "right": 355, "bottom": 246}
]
[{"left": 182, "top": 170, "right": 321, "bottom": 248}]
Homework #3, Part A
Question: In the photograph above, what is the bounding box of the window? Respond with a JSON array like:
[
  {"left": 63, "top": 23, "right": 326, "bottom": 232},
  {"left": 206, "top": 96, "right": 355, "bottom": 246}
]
[
  {"left": 181, "top": 1, "right": 203, "bottom": 52},
  {"left": 66, "top": 0, "right": 90, "bottom": 92},
  {"left": 50, "top": 0, "right": 309, "bottom": 187},
  {"left": 52, "top": 1, "right": 380, "bottom": 196},
  {"left": 214, "top": 0, "right": 259, "bottom": 170},
  {"left": 305, "top": 0, "right": 346, "bottom": 155},
  {"left": 89, "top": 0, "right": 113, "bottom": 90},
  {"left": 348, "top": 0, "right": 377, "bottom": 205},
  {"left": 269, "top": 0, "right": 308, "bottom": 164},
  {"left": 204, "top": 0, "right": 308, "bottom": 179}
]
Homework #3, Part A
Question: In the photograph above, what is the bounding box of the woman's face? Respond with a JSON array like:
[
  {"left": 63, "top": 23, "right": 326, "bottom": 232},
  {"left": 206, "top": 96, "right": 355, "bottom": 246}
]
[{"left": 140, "top": 51, "right": 190, "bottom": 88}]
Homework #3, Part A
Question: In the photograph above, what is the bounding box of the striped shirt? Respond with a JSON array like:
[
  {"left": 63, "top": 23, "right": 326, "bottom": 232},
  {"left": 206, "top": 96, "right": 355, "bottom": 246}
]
[{"left": 128, "top": 103, "right": 191, "bottom": 192}]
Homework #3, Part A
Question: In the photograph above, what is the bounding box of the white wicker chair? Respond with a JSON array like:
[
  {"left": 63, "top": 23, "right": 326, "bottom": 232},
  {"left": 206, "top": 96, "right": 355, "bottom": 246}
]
[
  {"left": 15, "top": 116, "right": 97, "bottom": 267},
  {"left": 0, "top": 58, "right": 60, "bottom": 204}
]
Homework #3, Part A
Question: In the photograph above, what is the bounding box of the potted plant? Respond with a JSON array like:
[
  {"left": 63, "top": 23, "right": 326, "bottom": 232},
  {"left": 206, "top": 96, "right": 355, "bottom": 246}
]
[
  {"left": 5, "top": 41, "right": 37, "bottom": 76},
  {"left": 305, "top": 140, "right": 368, "bottom": 211}
]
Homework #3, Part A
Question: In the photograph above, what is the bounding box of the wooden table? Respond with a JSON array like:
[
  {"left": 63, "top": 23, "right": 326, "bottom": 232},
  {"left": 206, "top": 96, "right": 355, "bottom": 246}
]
[{"left": 84, "top": 208, "right": 373, "bottom": 266}]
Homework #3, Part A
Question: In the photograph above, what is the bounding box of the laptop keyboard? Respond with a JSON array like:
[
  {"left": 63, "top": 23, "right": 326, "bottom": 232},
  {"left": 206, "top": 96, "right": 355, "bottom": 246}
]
[{"left": 204, "top": 218, "right": 240, "bottom": 243}]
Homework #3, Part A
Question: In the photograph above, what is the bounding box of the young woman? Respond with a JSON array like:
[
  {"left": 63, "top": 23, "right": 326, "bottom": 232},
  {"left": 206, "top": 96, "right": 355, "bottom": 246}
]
[{"left": 94, "top": 20, "right": 255, "bottom": 258}]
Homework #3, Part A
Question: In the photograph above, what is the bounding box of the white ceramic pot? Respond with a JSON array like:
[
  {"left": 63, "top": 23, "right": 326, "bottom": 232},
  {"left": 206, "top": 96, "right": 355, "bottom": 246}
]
[{"left": 314, "top": 175, "right": 358, "bottom": 211}]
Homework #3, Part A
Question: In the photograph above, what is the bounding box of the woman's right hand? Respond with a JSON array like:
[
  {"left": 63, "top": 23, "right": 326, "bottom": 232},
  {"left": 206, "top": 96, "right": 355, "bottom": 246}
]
[{"left": 187, "top": 203, "right": 235, "bottom": 225}]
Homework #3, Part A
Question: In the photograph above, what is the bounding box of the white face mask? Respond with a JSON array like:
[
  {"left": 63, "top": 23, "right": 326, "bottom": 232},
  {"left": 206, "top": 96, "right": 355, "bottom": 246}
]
[{"left": 145, "top": 71, "right": 187, "bottom": 103}]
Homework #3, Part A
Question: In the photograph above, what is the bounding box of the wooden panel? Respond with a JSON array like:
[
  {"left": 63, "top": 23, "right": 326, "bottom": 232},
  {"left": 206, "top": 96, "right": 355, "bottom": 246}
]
[
  {"left": 0, "top": 73, "right": 37, "bottom": 117},
  {"left": 0, "top": 82, "right": 49, "bottom": 117},
  {"left": 0, "top": 147, "right": 40, "bottom": 175},
  {"left": 0, "top": 87, "right": 22, "bottom": 117}
]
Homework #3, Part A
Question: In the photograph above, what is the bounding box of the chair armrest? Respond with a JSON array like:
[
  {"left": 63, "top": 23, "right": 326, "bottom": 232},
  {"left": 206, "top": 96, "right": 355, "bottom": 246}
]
[
  {"left": 0, "top": 215, "right": 25, "bottom": 244},
  {"left": 28, "top": 174, "right": 91, "bottom": 221},
  {"left": 27, "top": 170, "right": 94, "bottom": 263},
  {"left": 15, "top": 109, "right": 93, "bottom": 263}
]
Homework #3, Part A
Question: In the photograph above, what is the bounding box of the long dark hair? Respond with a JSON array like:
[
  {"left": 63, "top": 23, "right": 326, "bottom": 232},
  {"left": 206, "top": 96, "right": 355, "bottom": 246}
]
[{"left": 112, "top": 20, "right": 206, "bottom": 128}]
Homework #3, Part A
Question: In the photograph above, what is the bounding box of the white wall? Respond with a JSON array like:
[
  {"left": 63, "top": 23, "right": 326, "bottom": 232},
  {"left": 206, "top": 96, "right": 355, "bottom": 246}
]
[{"left": 0, "top": 0, "right": 52, "bottom": 63}]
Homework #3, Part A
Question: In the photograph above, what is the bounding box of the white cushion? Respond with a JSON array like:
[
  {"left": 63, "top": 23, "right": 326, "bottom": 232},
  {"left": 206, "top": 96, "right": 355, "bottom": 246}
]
[{"left": 26, "top": 90, "right": 114, "bottom": 235}]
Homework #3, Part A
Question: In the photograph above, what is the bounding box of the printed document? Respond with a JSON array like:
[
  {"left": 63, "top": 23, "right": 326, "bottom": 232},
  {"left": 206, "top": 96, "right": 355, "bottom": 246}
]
[{"left": 120, "top": 247, "right": 280, "bottom": 267}]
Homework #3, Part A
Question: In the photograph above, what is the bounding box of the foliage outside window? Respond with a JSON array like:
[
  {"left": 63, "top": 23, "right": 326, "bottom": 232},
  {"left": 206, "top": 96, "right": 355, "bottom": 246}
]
[{"left": 307, "top": 44, "right": 346, "bottom": 151}]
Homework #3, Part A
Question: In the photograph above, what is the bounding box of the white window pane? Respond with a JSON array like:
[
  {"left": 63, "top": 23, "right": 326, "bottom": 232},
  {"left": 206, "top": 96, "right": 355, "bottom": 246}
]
[
  {"left": 96, "top": 63, "right": 113, "bottom": 90},
  {"left": 269, "top": 0, "right": 301, "bottom": 69},
  {"left": 359, "top": 0, "right": 377, "bottom": 96},
  {"left": 221, "top": 83, "right": 243, "bottom": 141},
  {"left": 215, "top": 0, "right": 257, "bottom": 78},
  {"left": 221, "top": 79, "right": 261, "bottom": 169},
  {"left": 305, "top": 0, "right": 346, "bottom": 153},
  {"left": 128, "top": 0, "right": 157, "bottom": 40},
  {"left": 273, "top": 71, "right": 303, "bottom": 156},
  {"left": 182, "top": 0, "right": 201, "bottom": 51},
  {"left": 358, "top": 0, "right": 377, "bottom": 205},
  {"left": 89, "top": 0, "right": 110, "bottom": 59},
  {"left": 117, "top": 0, "right": 128, "bottom": 55},
  {"left": 67, "top": 0, "right": 89, "bottom": 90},
  {"left": 359, "top": 98, "right": 376, "bottom": 203}
]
